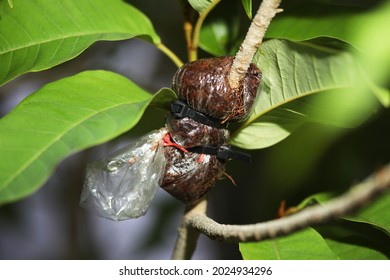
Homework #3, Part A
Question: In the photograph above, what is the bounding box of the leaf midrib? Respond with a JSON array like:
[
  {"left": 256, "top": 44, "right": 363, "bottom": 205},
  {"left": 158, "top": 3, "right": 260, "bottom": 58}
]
[
  {"left": 0, "top": 31, "right": 135, "bottom": 55},
  {"left": 0, "top": 98, "right": 150, "bottom": 192}
]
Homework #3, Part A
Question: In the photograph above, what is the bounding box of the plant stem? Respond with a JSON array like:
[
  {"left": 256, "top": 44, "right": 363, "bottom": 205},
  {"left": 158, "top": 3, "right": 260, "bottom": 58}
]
[
  {"left": 228, "top": 0, "right": 282, "bottom": 88},
  {"left": 184, "top": 21, "right": 194, "bottom": 61},
  {"left": 189, "top": 0, "right": 221, "bottom": 61},
  {"left": 180, "top": 1, "right": 196, "bottom": 62},
  {"left": 171, "top": 198, "right": 208, "bottom": 259},
  {"left": 156, "top": 43, "right": 184, "bottom": 68},
  {"left": 185, "top": 164, "right": 390, "bottom": 242}
]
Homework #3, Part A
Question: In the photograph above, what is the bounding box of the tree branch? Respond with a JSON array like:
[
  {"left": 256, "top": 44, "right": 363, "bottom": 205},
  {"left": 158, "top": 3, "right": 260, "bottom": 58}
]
[
  {"left": 228, "top": 0, "right": 282, "bottom": 88},
  {"left": 171, "top": 198, "right": 208, "bottom": 259},
  {"left": 185, "top": 164, "right": 390, "bottom": 243}
]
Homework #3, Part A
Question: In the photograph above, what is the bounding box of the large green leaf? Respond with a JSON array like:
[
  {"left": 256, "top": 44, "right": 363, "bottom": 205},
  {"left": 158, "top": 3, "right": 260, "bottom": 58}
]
[
  {"left": 352, "top": 0, "right": 390, "bottom": 107},
  {"left": 0, "top": 70, "right": 174, "bottom": 205},
  {"left": 324, "top": 231, "right": 388, "bottom": 260},
  {"left": 295, "top": 188, "right": 390, "bottom": 259},
  {"left": 349, "top": 192, "right": 390, "bottom": 235},
  {"left": 265, "top": 2, "right": 376, "bottom": 51},
  {"left": 317, "top": 219, "right": 390, "bottom": 260},
  {"left": 240, "top": 219, "right": 390, "bottom": 260},
  {"left": 240, "top": 203, "right": 390, "bottom": 260},
  {"left": 230, "top": 39, "right": 376, "bottom": 149},
  {"left": 0, "top": 0, "right": 160, "bottom": 86},
  {"left": 265, "top": 1, "right": 390, "bottom": 108},
  {"left": 240, "top": 227, "right": 339, "bottom": 260},
  {"left": 199, "top": 18, "right": 231, "bottom": 56},
  {"left": 300, "top": 190, "right": 390, "bottom": 236}
]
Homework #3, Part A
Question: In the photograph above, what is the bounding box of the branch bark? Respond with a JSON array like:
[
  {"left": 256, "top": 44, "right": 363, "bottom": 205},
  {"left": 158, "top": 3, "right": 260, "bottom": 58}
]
[
  {"left": 228, "top": 0, "right": 282, "bottom": 88},
  {"left": 185, "top": 164, "right": 390, "bottom": 243},
  {"left": 171, "top": 198, "right": 208, "bottom": 259}
]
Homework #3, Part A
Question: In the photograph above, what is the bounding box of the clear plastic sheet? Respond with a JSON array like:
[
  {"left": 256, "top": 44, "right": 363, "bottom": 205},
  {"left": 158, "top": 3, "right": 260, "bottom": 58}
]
[{"left": 80, "top": 128, "right": 167, "bottom": 221}]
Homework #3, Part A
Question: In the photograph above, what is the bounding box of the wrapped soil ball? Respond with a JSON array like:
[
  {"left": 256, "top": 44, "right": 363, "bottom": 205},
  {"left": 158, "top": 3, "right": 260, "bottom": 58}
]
[
  {"left": 165, "top": 113, "right": 230, "bottom": 148},
  {"left": 161, "top": 146, "right": 225, "bottom": 204},
  {"left": 172, "top": 56, "right": 261, "bottom": 122}
]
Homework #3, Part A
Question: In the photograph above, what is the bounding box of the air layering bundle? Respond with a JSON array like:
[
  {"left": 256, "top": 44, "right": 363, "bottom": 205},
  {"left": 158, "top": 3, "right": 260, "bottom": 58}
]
[{"left": 80, "top": 56, "right": 261, "bottom": 221}]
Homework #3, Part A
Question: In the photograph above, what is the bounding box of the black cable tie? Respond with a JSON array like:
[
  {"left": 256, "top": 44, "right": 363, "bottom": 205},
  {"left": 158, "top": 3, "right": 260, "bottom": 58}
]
[
  {"left": 187, "top": 145, "right": 251, "bottom": 164},
  {"left": 170, "top": 100, "right": 227, "bottom": 129}
]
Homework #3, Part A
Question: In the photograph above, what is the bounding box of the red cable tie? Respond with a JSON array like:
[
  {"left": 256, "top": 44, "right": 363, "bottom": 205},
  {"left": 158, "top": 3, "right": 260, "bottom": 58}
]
[{"left": 163, "top": 133, "right": 189, "bottom": 153}]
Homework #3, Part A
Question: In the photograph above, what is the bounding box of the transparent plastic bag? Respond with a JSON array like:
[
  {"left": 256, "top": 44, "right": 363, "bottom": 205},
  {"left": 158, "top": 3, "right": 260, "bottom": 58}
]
[{"left": 80, "top": 128, "right": 167, "bottom": 221}]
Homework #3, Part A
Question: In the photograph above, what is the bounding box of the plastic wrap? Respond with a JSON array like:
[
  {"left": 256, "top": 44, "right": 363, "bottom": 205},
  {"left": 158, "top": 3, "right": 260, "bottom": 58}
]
[{"left": 80, "top": 128, "right": 167, "bottom": 221}]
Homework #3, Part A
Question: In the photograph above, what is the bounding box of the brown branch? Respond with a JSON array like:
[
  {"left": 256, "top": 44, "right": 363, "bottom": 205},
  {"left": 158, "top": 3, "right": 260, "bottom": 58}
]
[
  {"left": 171, "top": 198, "right": 208, "bottom": 259},
  {"left": 185, "top": 164, "right": 390, "bottom": 243},
  {"left": 228, "top": 0, "right": 282, "bottom": 88}
]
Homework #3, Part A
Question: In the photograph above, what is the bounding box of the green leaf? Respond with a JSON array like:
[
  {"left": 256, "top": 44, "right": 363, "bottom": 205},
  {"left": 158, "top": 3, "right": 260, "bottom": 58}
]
[
  {"left": 297, "top": 191, "right": 336, "bottom": 209},
  {"left": 240, "top": 204, "right": 390, "bottom": 260},
  {"left": 316, "top": 220, "right": 390, "bottom": 260},
  {"left": 0, "top": 0, "right": 160, "bottom": 86},
  {"left": 199, "top": 4, "right": 240, "bottom": 57},
  {"left": 240, "top": 227, "right": 339, "bottom": 260},
  {"left": 298, "top": 188, "right": 390, "bottom": 260},
  {"left": 351, "top": 1, "right": 390, "bottom": 108},
  {"left": 324, "top": 236, "right": 388, "bottom": 260},
  {"left": 230, "top": 39, "right": 377, "bottom": 149},
  {"left": 188, "top": 0, "right": 214, "bottom": 13},
  {"left": 346, "top": 192, "right": 390, "bottom": 235},
  {"left": 299, "top": 190, "right": 390, "bottom": 236},
  {"left": 199, "top": 18, "right": 231, "bottom": 56},
  {"left": 241, "top": 0, "right": 252, "bottom": 19},
  {"left": 0, "top": 70, "right": 171, "bottom": 205},
  {"left": 265, "top": 2, "right": 375, "bottom": 51}
]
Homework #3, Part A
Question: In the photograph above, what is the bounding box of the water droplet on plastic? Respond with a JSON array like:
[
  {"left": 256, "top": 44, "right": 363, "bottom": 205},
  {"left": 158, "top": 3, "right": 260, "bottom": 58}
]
[{"left": 107, "top": 161, "right": 120, "bottom": 172}]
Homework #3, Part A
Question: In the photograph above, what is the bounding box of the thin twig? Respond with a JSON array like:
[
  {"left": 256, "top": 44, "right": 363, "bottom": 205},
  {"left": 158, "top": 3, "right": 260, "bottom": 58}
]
[
  {"left": 190, "top": 0, "right": 221, "bottom": 61},
  {"left": 156, "top": 43, "right": 184, "bottom": 67},
  {"left": 185, "top": 164, "right": 390, "bottom": 243},
  {"left": 171, "top": 198, "right": 208, "bottom": 259},
  {"left": 179, "top": 1, "right": 196, "bottom": 62},
  {"left": 228, "top": 0, "right": 282, "bottom": 88}
]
